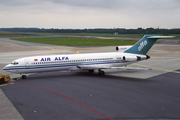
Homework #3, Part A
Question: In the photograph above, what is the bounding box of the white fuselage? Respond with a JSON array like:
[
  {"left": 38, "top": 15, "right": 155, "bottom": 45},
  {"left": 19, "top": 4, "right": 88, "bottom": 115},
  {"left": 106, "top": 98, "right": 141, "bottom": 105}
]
[
  {"left": 3, "top": 35, "right": 174, "bottom": 76},
  {"left": 3, "top": 52, "right": 146, "bottom": 74}
]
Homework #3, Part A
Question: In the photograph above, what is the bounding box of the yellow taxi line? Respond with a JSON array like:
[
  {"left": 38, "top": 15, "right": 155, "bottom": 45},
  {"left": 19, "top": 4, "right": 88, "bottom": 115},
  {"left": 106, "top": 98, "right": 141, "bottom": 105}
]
[
  {"left": 76, "top": 50, "right": 82, "bottom": 54},
  {"left": 29, "top": 47, "right": 55, "bottom": 55},
  {"left": 0, "top": 82, "right": 15, "bottom": 87},
  {"left": 133, "top": 63, "right": 180, "bottom": 74},
  {"left": 142, "top": 58, "right": 180, "bottom": 62}
]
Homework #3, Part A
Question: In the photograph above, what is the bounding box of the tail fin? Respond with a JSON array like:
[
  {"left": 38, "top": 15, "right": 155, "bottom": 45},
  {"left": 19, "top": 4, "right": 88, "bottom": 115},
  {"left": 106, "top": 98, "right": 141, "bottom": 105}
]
[{"left": 124, "top": 35, "right": 174, "bottom": 55}]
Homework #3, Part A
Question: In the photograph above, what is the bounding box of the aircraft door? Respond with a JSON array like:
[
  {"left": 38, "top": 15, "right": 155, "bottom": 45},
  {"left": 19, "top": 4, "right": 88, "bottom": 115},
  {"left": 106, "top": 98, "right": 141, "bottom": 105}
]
[{"left": 25, "top": 59, "right": 29, "bottom": 68}]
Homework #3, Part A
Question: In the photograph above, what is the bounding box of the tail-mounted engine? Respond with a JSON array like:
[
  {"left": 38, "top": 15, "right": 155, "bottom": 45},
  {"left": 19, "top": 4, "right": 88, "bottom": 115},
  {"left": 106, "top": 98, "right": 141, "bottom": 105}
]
[
  {"left": 116, "top": 46, "right": 132, "bottom": 52},
  {"left": 122, "top": 55, "right": 150, "bottom": 62}
]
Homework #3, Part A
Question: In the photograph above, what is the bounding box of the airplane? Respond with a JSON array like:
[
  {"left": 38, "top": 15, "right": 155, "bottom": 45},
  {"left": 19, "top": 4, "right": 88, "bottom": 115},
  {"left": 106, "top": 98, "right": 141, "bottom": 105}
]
[{"left": 3, "top": 35, "right": 174, "bottom": 79}]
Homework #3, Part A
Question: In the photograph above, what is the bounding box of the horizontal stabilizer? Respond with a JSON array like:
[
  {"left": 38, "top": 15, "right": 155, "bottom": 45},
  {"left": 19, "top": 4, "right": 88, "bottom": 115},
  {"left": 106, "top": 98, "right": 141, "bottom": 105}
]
[{"left": 147, "top": 36, "right": 174, "bottom": 39}]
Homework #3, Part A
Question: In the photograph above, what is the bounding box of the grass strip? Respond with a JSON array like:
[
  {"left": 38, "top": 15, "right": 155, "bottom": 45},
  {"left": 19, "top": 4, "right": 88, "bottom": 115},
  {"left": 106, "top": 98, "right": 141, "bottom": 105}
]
[{"left": 13, "top": 37, "right": 138, "bottom": 46}]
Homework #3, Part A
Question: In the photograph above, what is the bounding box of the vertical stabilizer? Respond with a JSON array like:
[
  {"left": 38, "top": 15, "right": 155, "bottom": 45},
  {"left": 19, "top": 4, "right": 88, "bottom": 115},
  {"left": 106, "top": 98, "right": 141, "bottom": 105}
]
[{"left": 124, "top": 35, "right": 174, "bottom": 55}]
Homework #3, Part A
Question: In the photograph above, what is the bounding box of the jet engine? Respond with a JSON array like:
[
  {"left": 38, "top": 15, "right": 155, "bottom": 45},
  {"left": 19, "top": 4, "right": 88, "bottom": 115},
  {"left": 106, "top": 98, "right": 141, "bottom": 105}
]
[
  {"left": 116, "top": 46, "right": 132, "bottom": 52},
  {"left": 122, "top": 56, "right": 139, "bottom": 62},
  {"left": 122, "top": 55, "right": 150, "bottom": 62}
]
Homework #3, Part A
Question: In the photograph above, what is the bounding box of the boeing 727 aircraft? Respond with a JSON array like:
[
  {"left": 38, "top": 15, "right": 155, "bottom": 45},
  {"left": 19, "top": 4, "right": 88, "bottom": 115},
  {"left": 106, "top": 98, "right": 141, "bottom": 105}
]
[{"left": 3, "top": 35, "right": 173, "bottom": 79}]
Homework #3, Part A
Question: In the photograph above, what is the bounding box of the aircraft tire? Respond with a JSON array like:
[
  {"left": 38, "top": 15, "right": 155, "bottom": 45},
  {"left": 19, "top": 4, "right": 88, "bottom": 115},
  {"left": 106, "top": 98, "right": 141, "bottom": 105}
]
[
  {"left": 89, "top": 70, "right": 94, "bottom": 73},
  {"left": 22, "top": 75, "right": 27, "bottom": 79}
]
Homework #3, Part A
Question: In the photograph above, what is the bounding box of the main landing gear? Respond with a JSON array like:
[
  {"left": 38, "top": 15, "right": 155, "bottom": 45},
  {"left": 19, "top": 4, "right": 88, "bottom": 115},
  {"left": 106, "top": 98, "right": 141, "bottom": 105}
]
[
  {"left": 98, "top": 69, "right": 105, "bottom": 76},
  {"left": 88, "top": 70, "right": 94, "bottom": 73},
  {"left": 88, "top": 69, "right": 105, "bottom": 76}
]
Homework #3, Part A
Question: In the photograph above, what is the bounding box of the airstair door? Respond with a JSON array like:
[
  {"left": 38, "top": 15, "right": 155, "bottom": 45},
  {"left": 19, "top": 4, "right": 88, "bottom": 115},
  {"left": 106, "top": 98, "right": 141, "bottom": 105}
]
[{"left": 25, "top": 59, "right": 29, "bottom": 68}]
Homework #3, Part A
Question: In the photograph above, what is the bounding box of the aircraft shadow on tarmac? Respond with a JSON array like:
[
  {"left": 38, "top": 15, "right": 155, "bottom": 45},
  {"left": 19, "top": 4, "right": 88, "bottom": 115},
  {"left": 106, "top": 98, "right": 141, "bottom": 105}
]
[{"left": 24, "top": 71, "right": 152, "bottom": 83}]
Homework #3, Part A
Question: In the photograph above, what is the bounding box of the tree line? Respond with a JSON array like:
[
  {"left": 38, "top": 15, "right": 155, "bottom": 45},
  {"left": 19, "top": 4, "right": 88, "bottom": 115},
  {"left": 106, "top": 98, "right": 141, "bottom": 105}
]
[{"left": 0, "top": 27, "right": 180, "bottom": 34}]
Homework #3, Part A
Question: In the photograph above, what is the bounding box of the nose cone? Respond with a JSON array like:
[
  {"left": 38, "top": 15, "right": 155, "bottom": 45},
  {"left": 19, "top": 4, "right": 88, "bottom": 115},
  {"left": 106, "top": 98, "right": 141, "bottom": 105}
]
[
  {"left": 3, "top": 64, "right": 15, "bottom": 73},
  {"left": 3, "top": 64, "right": 10, "bottom": 71},
  {"left": 3, "top": 65, "right": 8, "bottom": 71}
]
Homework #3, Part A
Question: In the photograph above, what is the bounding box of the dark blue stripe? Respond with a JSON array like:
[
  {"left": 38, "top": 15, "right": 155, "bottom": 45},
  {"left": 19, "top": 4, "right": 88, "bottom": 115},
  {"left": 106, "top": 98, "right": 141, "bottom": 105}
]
[{"left": 4, "top": 60, "right": 127, "bottom": 70}]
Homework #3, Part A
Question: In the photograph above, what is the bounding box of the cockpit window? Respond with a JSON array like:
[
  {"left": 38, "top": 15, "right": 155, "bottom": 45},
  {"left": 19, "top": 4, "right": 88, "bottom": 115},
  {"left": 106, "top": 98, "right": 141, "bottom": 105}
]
[{"left": 11, "top": 61, "right": 19, "bottom": 65}]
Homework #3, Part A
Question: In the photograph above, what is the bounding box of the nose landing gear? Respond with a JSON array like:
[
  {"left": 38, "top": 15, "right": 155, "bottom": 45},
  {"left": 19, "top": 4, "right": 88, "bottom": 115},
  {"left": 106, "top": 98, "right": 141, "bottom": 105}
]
[{"left": 22, "top": 75, "right": 27, "bottom": 79}]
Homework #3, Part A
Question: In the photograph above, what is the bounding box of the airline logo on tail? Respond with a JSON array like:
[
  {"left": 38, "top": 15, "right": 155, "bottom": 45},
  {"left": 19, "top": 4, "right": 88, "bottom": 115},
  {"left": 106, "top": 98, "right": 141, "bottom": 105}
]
[{"left": 138, "top": 40, "right": 147, "bottom": 51}]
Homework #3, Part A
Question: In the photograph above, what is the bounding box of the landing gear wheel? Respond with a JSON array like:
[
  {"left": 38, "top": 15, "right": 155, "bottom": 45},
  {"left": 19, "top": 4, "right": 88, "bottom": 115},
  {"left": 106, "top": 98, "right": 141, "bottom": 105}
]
[
  {"left": 89, "top": 70, "right": 94, "bottom": 73},
  {"left": 22, "top": 75, "right": 27, "bottom": 79},
  {"left": 98, "top": 69, "right": 105, "bottom": 76}
]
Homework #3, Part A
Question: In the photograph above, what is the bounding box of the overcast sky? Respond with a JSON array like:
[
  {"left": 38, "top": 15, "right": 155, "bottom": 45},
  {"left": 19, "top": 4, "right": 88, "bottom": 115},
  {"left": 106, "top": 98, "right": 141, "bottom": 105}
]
[{"left": 0, "top": 0, "right": 180, "bottom": 29}]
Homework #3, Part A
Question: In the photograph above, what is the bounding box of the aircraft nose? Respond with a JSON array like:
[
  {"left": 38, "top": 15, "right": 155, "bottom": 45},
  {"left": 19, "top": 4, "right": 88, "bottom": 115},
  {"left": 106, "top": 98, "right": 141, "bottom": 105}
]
[
  {"left": 3, "top": 66, "right": 7, "bottom": 70},
  {"left": 3, "top": 64, "right": 19, "bottom": 73},
  {"left": 3, "top": 65, "right": 12, "bottom": 72},
  {"left": 3, "top": 65, "right": 10, "bottom": 71}
]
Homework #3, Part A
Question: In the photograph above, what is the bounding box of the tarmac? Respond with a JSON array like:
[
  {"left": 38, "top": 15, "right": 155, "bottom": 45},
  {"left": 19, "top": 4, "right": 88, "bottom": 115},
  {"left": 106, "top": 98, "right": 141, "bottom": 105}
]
[
  {"left": 0, "top": 38, "right": 111, "bottom": 120},
  {"left": 0, "top": 89, "right": 23, "bottom": 120},
  {"left": 0, "top": 37, "right": 180, "bottom": 120}
]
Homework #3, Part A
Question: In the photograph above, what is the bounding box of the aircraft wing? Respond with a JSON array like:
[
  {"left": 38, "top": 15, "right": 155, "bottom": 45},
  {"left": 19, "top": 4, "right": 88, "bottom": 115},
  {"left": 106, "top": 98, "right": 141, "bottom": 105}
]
[
  {"left": 77, "top": 65, "right": 110, "bottom": 70},
  {"left": 77, "top": 65, "right": 151, "bottom": 70},
  {"left": 110, "top": 67, "right": 152, "bottom": 70}
]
